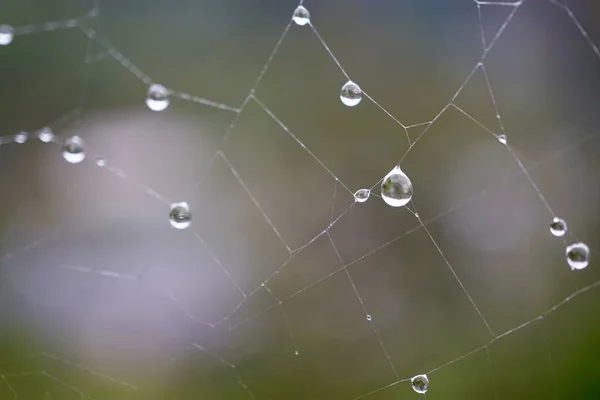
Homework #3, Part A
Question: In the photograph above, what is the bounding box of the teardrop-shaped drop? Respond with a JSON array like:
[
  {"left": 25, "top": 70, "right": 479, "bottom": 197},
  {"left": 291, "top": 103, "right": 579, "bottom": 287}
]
[{"left": 381, "top": 167, "right": 413, "bottom": 207}]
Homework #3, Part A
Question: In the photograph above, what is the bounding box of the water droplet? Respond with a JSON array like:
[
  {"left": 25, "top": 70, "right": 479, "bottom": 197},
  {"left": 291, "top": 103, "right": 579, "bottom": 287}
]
[
  {"left": 292, "top": 6, "right": 310, "bottom": 26},
  {"left": 38, "top": 127, "right": 54, "bottom": 143},
  {"left": 411, "top": 374, "right": 429, "bottom": 394},
  {"left": 550, "top": 217, "right": 567, "bottom": 237},
  {"left": 62, "top": 136, "right": 86, "bottom": 164},
  {"left": 294, "top": 350, "right": 299, "bottom": 356},
  {"left": 497, "top": 134, "right": 507, "bottom": 144},
  {"left": 366, "top": 314, "right": 371, "bottom": 321},
  {"left": 340, "top": 81, "right": 362, "bottom": 107},
  {"left": 381, "top": 167, "right": 413, "bottom": 208},
  {"left": 354, "top": 188, "right": 370, "bottom": 203},
  {"left": 169, "top": 202, "right": 192, "bottom": 230},
  {"left": 0, "top": 25, "right": 14, "bottom": 46},
  {"left": 566, "top": 242, "right": 590, "bottom": 270},
  {"left": 14, "top": 132, "right": 27, "bottom": 144},
  {"left": 146, "top": 84, "right": 170, "bottom": 112},
  {"left": 96, "top": 157, "right": 106, "bottom": 167}
]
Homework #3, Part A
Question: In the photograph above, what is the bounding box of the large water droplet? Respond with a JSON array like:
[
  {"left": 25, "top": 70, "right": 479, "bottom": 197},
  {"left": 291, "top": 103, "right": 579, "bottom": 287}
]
[
  {"left": 292, "top": 6, "right": 310, "bottom": 26},
  {"left": 14, "top": 132, "right": 28, "bottom": 144},
  {"left": 37, "top": 127, "right": 55, "bottom": 143},
  {"left": 566, "top": 242, "right": 590, "bottom": 270},
  {"left": 550, "top": 217, "right": 567, "bottom": 237},
  {"left": 0, "top": 25, "right": 14, "bottom": 46},
  {"left": 340, "top": 81, "right": 362, "bottom": 107},
  {"left": 169, "top": 202, "right": 192, "bottom": 230},
  {"left": 381, "top": 167, "right": 413, "bottom": 207},
  {"left": 62, "top": 136, "right": 86, "bottom": 164},
  {"left": 411, "top": 374, "right": 429, "bottom": 394},
  {"left": 354, "top": 189, "right": 370, "bottom": 203},
  {"left": 146, "top": 84, "right": 170, "bottom": 112}
]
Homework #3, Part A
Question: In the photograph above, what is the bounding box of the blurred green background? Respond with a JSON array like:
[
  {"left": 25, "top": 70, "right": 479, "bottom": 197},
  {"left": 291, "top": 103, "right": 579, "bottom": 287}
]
[{"left": 0, "top": 0, "right": 599, "bottom": 398}]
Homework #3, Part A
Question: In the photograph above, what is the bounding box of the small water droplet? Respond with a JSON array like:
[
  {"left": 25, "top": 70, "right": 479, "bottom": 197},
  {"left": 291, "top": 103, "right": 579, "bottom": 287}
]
[
  {"left": 366, "top": 314, "right": 371, "bottom": 321},
  {"left": 96, "top": 157, "right": 106, "bottom": 167},
  {"left": 294, "top": 350, "right": 299, "bottom": 356},
  {"left": 292, "top": 6, "right": 310, "bottom": 26},
  {"left": 354, "top": 188, "right": 370, "bottom": 203},
  {"left": 14, "top": 132, "right": 27, "bottom": 144},
  {"left": 38, "top": 127, "right": 54, "bottom": 143},
  {"left": 0, "top": 25, "right": 14, "bottom": 46},
  {"left": 169, "top": 202, "right": 192, "bottom": 230},
  {"left": 381, "top": 166, "right": 413, "bottom": 208},
  {"left": 566, "top": 242, "right": 590, "bottom": 270},
  {"left": 497, "top": 134, "right": 507, "bottom": 144},
  {"left": 550, "top": 217, "right": 567, "bottom": 237},
  {"left": 411, "top": 374, "right": 429, "bottom": 394},
  {"left": 62, "top": 136, "right": 86, "bottom": 164},
  {"left": 340, "top": 81, "right": 362, "bottom": 107},
  {"left": 146, "top": 84, "right": 170, "bottom": 112}
]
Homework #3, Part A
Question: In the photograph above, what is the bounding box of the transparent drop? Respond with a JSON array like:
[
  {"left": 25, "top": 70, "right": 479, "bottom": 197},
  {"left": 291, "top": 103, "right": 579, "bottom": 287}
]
[
  {"left": 14, "top": 132, "right": 28, "bottom": 144},
  {"left": 0, "top": 24, "right": 14, "bottom": 46},
  {"left": 354, "top": 188, "right": 370, "bottom": 203},
  {"left": 38, "top": 127, "right": 54, "bottom": 143},
  {"left": 497, "top": 134, "right": 507, "bottom": 144},
  {"left": 566, "top": 242, "right": 590, "bottom": 271},
  {"left": 62, "top": 136, "right": 86, "bottom": 164},
  {"left": 381, "top": 167, "right": 413, "bottom": 208},
  {"left": 550, "top": 217, "right": 567, "bottom": 237},
  {"left": 411, "top": 374, "right": 429, "bottom": 394},
  {"left": 294, "top": 350, "right": 299, "bottom": 356},
  {"left": 96, "top": 157, "right": 106, "bottom": 167},
  {"left": 146, "top": 84, "right": 170, "bottom": 112},
  {"left": 366, "top": 314, "right": 371, "bottom": 321},
  {"left": 292, "top": 6, "right": 310, "bottom": 26},
  {"left": 169, "top": 202, "right": 192, "bottom": 230},
  {"left": 340, "top": 81, "right": 362, "bottom": 107}
]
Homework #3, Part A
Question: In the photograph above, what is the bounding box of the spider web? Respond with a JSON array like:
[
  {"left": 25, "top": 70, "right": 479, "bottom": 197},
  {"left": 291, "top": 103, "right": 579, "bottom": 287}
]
[{"left": 0, "top": 0, "right": 599, "bottom": 398}]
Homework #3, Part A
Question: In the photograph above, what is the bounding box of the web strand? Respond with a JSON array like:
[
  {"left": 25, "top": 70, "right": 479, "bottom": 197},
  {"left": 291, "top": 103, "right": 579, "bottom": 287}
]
[
  {"left": 327, "top": 232, "right": 400, "bottom": 380},
  {"left": 412, "top": 205, "right": 496, "bottom": 337}
]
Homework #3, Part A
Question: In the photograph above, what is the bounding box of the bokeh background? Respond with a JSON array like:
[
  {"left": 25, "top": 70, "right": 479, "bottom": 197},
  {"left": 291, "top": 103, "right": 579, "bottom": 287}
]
[{"left": 0, "top": 0, "right": 599, "bottom": 398}]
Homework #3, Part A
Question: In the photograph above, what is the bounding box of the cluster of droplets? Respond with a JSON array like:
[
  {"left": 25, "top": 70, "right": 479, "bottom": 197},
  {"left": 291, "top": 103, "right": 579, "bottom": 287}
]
[
  {"left": 293, "top": 6, "right": 414, "bottom": 212},
  {"left": 547, "top": 217, "right": 590, "bottom": 270},
  {"left": 292, "top": 7, "right": 363, "bottom": 109},
  {"left": 353, "top": 166, "right": 414, "bottom": 208}
]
